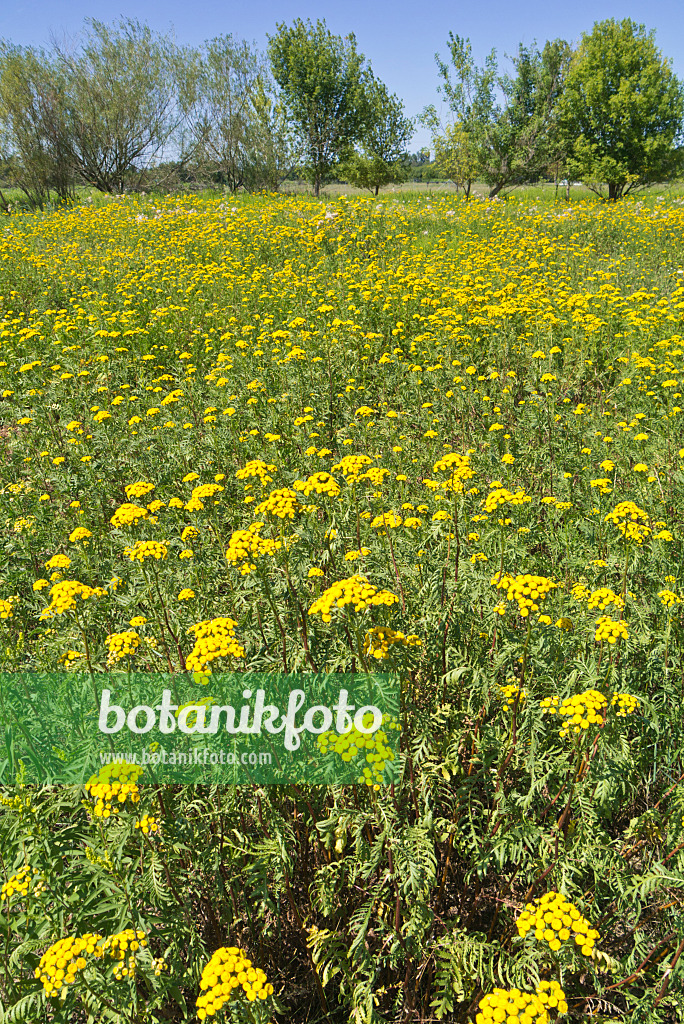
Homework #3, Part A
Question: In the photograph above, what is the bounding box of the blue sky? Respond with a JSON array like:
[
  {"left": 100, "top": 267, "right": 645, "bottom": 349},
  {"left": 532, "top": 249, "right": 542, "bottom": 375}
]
[{"left": 2, "top": 0, "right": 683, "bottom": 151}]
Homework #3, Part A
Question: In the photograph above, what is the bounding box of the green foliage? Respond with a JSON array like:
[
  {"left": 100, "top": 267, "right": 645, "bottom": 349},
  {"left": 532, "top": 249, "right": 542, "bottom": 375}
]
[
  {"left": 0, "top": 42, "right": 75, "bottom": 209},
  {"left": 427, "top": 34, "right": 571, "bottom": 198},
  {"left": 3, "top": 180, "right": 684, "bottom": 1022},
  {"left": 341, "top": 78, "right": 413, "bottom": 196},
  {"left": 559, "top": 18, "right": 684, "bottom": 200},
  {"left": 190, "top": 36, "right": 300, "bottom": 195},
  {"left": 432, "top": 123, "right": 478, "bottom": 196},
  {"left": 267, "top": 19, "right": 371, "bottom": 197}
]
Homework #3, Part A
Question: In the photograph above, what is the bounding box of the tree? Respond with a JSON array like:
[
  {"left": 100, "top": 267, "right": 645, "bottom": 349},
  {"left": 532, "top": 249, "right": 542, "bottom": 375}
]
[
  {"left": 426, "top": 33, "right": 571, "bottom": 197},
  {"left": 241, "top": 74, "right": 301, "bottom": 192},
  {"left": 0, "top": 42, "right": 75, "bottom": 209},
  {"left": 267, "top": 19, "right": 370, "bottom": 197},
  {"left": 432, "top": 121, "right": 478, "bottom": 196},
  {"left": 189, "top": 37, "right": 300, "bottom": 194},
  {"left": 50, "top": 18, "right": 198, "bottom": 194},
  {"left": 190, "top": 35, "right": 266, "bottom": 193},
  {"left": 558, "top": 19, "right": 684, "bottom": 200},
  {"left": 342, "top": 76, "right": 414, "bottom": 195}
]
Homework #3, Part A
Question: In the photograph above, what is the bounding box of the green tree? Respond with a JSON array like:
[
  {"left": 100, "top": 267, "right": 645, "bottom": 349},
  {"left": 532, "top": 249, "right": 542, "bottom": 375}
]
[
  {"left": 342, "top": 76, "right": 414, "bottom": 195},
  {"left": 242, "top": 74, "right": 301, "bottom": 192},
  {"left": 267, "top": 19, "right": 370, "bottom": 197},
  {"left": 49, "top": 18, "right": 197, "bottom": 195},
  {"left": 433, "top": 122, "right": 478, "bottom": 196},
  {"left": 426, "top": 34, "right": 570, "bottom": 198},
  {"left": 559, "top": 18, "right": 684, "bottom": 200},
  {"left": 0, "top": 42, "right": 74, "bottom": 209},
  {"left": 191, "top": 35, "right": 268, "bottom": 193}
]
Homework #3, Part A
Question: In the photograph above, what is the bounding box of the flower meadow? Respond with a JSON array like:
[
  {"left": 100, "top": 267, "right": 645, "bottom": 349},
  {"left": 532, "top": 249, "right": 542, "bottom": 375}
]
[{"left": 1, "top": 189, "right": 684, "bottom": 1022}]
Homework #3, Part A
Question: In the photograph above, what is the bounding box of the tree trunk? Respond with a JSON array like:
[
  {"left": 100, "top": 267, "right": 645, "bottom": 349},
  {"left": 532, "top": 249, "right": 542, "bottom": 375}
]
[
  {"left": 465, "top": 180, "right": 471, "bottom": 199},
  {"left": 608, "top": 181, "right": 617, "bottom": 201},
  {"left": 488, "top": 182, "right": 503, "bottom": 198},
  {"left": 314, "top": 174, "right": 320, "bottom": 197},
  {"left": 566, "top": 180, "right": 570, "bottom": 201},
  {"left": 374, "top": 185, "right": 379, "bottom": 196}
]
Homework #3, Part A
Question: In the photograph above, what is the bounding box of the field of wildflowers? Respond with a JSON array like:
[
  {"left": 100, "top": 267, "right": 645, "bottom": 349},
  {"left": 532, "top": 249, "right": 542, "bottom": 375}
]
[{"left": 1, "top": 189, "right": 684, "bottom": 1022}]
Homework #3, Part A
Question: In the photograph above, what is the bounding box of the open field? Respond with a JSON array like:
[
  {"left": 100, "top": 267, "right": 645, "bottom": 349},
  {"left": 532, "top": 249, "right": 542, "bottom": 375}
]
[{"left": 1, "top": 190, "right": 684, "bottom": 1022}]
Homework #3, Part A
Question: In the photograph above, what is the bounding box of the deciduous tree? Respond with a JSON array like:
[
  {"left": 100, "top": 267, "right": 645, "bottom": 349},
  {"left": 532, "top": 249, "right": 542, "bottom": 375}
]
[
  {"left": 267, "top": 19, "right": 370, "bottom": 197},
  {"left": 342, "top": 76, "right": 413, "bottom": 195},
  {"left": 558, "top": 18, "right": 684, "bottom": 199},
  {"left": 426, "top": 33, "right": 570, "bottom": 198}
]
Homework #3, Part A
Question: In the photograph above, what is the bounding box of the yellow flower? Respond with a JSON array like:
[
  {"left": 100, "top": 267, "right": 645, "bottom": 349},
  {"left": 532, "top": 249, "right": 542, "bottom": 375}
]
[{"left": 309, "top": 576, "right": 398, "bottom": 623}]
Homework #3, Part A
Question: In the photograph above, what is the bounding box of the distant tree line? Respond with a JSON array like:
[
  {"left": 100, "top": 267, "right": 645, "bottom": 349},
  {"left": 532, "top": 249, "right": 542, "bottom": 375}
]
[{"left": 0, "top": 16, "right": 682, "bottom": 210}]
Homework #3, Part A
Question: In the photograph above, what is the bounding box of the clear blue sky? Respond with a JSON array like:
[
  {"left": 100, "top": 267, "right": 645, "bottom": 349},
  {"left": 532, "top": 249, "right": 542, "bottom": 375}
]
[{"left": 2, "top": 0, "right": 683, "bottom": 151}]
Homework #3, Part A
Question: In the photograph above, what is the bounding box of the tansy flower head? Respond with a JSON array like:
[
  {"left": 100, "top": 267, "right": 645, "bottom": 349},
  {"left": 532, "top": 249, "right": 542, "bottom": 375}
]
[
  {"left": 309, "top": 575, "right": 398, "bottom": 623},
  {"left": 517, "top": 891, "right": 599, "bottom": 956},
  {"left": 196, "top": 947, "right": 273, "bottom": 1019}
]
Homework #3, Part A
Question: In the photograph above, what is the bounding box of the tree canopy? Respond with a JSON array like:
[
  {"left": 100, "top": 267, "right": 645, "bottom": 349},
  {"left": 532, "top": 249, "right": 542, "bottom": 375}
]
[
  {"left": 559, "top": 18, "right": 684, "bottom": 199},
  {"left": 267, "top": 19, "right": 371, "bottom": 196}
]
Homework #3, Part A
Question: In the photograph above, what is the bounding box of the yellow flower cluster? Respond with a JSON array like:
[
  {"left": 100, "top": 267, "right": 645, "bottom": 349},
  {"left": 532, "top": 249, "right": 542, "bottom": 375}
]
[
  {"left": 543, "top": 689, "right": 607, "bottom": 737},
  {"left": 235, "top": 460, "right": 276, "bottom": 486},
  {"left": 0, "top": 597, "right": 15, "bottom": 618},
  {"left": 45, "top": 553, "right": 71, "bottom": 569},
  {"left": 196, "top": 947, "right": 273, "bottom": 1020},
  {"left": 517, "top": 891, "right": 600, "bottom": 955},
  {"left": 59, "top": 649, "right": 84, "bottom": 664},
  {"left": 432, "top": 452, "right": 474, "bottom": 490},
  {"left": 308, "top": 575, "right": 398, "bottom": 623},
  {"left": 358, "top": 466, "right": 391, "bottom": 486},
  {"left": 659, "top": 589, "right": 682, "bottom": 607},
  {"left": 594, "top": 615, "right": 629, "bottom": 644},
  {"left": 35, "top": 934, "right": 102, "bottom": 997},
  {"left": 254, "top": 487, "right": 302, "bottom": 519},
  {"left": 491, "top": 573, "right": 556, "bottom": 617},
  {"left": 186, "top": 617, "right": 245, "bottom": 671},
  {"left": 318, "top": 712, "right": 399, "bottom": 789},
  {"left": 135, "top": 814, "right": 160, "bottom": 835},
  {"left": 476, "top": 981, "right": 568, "bottom": 1024},
  {"left": 101, "top": 928, "right": 148, "bottom": 980},
  {"left": 370, "top": 511, "right": 403, "bottom": 531},
  {"left": 604, "top": 501, "right": 651, "bottom": 544},
  {"left": 1, "top": 865, "right": 45, "bottom": 903},
  {"left": 125, "top": 481, "right": 155, "bottom": 499},
  {"left": 105, "top": 630, "right": 141, "bottom": 664},
  {"left": 570, "top": 583, "right": 590, "bottom": 602},
  {"left": 331, "top": 453, "right": 373, "bottom": 480},
  {"left": 226, "top": 521, "right": 282, "bottom": 574},
  {"left": 498, "top": 683, "right": 526, "bottom": 713},
  {"left": 611, "top": 692, "right": 640, "bottom": 716},
  {"left": 587, "top": 587, "right": 625, "bottom": 611},
  {"left": 110, "top": 502, "right": 149, "bottom": 527},
  {"left": 123, "top": 539, "right": 168, "bottom": 562},
  {"left": 13, "top": 516, "right": 36, "bottom": 533},
  {"left": 39, "top": 579, "right": 105, "bottom": 618},
  {"left": 0, "top": 792, "right": 36, "bottom": 816},
  {"left": 69, "top": 527, "right": 92, "bottom": 542},
  {"left": 84, "top": 761, "right": 142, "bottom": 817},
  {"left": 294, "top": 471, "right": 340, "bottom": 497},
  {"left": 483, "top": 486, "right": 531, "bottom": 514},
  {"left": 363, "top": 626, "right": 421, "bottom": 660},
  {"left": 194, "top": 483, "right": 225, "bottom": 500}
]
